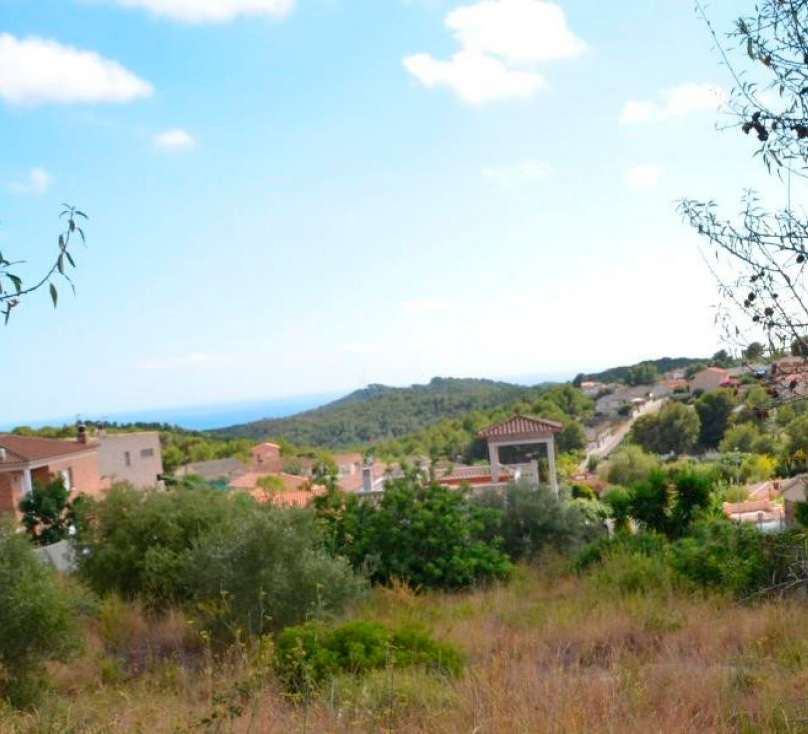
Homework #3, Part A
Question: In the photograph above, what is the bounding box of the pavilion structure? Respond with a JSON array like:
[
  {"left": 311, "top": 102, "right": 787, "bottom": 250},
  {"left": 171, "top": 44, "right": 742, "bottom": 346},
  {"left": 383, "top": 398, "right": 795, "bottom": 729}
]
[{"left": 478, "top": 415, "right": 563, "bottom": 496}]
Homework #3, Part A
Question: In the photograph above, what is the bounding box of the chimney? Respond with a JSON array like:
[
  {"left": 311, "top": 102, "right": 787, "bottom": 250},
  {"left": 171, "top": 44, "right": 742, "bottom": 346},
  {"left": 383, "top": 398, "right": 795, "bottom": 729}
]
[
  {"left": 361, "top": 465, "right": 373, "bottom": 493},
  {"left": 77, "top": 423, "right": 88, "bottom": 444}
]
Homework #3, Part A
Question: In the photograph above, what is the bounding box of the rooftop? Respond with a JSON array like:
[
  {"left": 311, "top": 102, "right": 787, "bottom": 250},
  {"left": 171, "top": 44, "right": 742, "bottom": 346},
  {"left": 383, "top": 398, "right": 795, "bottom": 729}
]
[{"left": 0, "top": 434, "right": 95, "bottom": 466}]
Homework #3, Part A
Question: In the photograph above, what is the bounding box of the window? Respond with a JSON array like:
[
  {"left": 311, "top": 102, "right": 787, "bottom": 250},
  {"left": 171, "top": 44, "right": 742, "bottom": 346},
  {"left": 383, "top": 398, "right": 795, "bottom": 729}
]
[
  {"left": 124, "top": 451, "right": 131, "bottom": 467},
  {"left": 140, "top": 448, "right": 154, "bottom": 459}
]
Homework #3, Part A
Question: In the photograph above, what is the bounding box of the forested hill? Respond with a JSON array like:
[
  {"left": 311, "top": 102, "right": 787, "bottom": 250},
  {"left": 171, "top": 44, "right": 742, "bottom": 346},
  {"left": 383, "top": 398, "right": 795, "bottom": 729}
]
[
  {"left": 208, "top": 377, "right": 550, "bottom": 446},
  {"left": 579, "top": 356, "right": 706, "bottom": 385}
]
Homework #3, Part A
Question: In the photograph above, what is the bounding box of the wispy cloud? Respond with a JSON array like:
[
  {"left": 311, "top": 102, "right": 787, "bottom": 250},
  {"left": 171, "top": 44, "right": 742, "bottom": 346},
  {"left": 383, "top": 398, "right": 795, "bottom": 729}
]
[
  {"left": 0, "top": 33, "right": 153, "bottom": 106},
  {"left": 153, "top": 128, "right": 196, "bottom": 151},
  {"left": 483, "top": 160, "right": 552, "bottom": 187},
  {"left": 404, "top": 0, "right": 584, "bottom": 104},
  {"left": 625, "top": 164, "right": 661, "bottom": 189},
  {"left": 620, "top": 82, "right": 726, "bottom": 124},
  {"left": 108, "top": 0, "right": 294, "bottom": 23},
  {"left": 8, "top": 167, "right": 52, "bottom": 195}
]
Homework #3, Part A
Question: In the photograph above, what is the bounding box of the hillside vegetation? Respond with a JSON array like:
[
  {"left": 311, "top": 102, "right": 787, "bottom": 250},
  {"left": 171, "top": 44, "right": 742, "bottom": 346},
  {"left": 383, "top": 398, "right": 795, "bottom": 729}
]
[
  {"left": 579, "top": 356, "right": 706, "bottom": 385},
  {"left": 209, "top": 377, "right": 551, "bottom": 447}
]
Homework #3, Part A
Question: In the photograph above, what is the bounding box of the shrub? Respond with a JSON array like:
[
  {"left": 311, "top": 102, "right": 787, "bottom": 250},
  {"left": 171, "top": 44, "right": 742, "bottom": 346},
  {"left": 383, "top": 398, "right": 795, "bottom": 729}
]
[
  {"left": 601, "top": 486, "right": 633, "bottom": 531},
  {"left": 77, "top": 486, "right": 365, "bottom": 638},
  {"left": 76, "top": 485, "right": 248, "bottom": 602},
  {"left": 475, "top": 484, "right": 604, "bottom": 561},
  {"left": 630, "top": 402, "right": 700, "bottom": 455},
  {"left": 184, "top": 509, "right": 366, "bottom": 638},
  {"left": 588, "top": 547, "right": 673, "bottom": 596},
  {"left": 669, "top": 520, "right": 806, "bottom": 598},
  {"left": 315, "top": 479, "right": 513, "bottom": 590},
  {"left": 18, "top": 476, "right": 86, "bottom": 546},
  {"left": 0, "top": 521, "right": 84, "bottom": 706},
  {"left": 574, "top": 531, "right": 669, "bottom": 574},
  {"left": 599, "top": 446, "right": 659, "bottom": 486},
  {"left": 275, "top": 621, "right": 462, "bottom": 693}
]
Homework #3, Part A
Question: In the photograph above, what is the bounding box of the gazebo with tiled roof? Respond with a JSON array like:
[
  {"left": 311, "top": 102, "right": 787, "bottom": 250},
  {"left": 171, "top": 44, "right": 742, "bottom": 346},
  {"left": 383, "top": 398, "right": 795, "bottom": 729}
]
[{"left": 479, "top": 415, "right": 563, "bottom": 495}]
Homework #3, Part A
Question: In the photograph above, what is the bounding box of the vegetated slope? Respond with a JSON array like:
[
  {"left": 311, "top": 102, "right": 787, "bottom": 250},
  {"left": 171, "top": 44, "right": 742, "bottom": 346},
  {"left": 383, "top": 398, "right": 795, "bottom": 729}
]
[
  {"left": 209, "top": 377, "right": 549, "bottom": 447},
  {"left": 581, "top": 356, "right": 706, "bottom": 385}
]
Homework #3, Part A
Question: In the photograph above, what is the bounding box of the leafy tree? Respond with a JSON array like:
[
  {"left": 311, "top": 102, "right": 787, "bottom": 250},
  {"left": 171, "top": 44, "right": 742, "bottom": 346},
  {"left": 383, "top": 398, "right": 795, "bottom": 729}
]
[
  {"left": 18, "top": 477, "right": 84, "bottom": 547},
  {"left": 744, "top": 341, "right": 765, "bottom": 361},
  {"left": 711, "top": 349, "right": 731, "bottom": 368},
  {"left": 625, "top": 363, "right": 659, "bottom": 386},
  {"left": 473, "top": 483, "right": 603, "bottom": 561},
  {"left": 682, "top": 2, "right": 808, "bottom": 370},
  {"left": 599, "top": 446, "right": 659, "bottom": 486},
  {"left": 630, "top": 402, "right": 700, "bottom": 455},
  {"left": 1, "top": 206, "right": 87, "bottom": 326},
  {"left": 601, "top": 486, "right": 633, "bottom": 532},
  {"left": 313, "top": 478, "right": 513, "bottom": 590},
  {"left": 695, "top": 388, "right": 738, "bottom": 448},
  {"left": 0, "top": 521, "right": 84, "bottom": 706}
]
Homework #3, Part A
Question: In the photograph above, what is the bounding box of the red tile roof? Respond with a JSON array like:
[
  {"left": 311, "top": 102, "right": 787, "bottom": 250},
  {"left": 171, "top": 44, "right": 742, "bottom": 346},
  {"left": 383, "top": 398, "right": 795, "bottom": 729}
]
[
  {"left": 479, "top": 415, "right": 563, "bottom": 440},
  {"left": 228, "top": 471, "right": 326, "bottom": 508},
  {"left": 0, "top": 434, "right": 95, "bottom": 466}
]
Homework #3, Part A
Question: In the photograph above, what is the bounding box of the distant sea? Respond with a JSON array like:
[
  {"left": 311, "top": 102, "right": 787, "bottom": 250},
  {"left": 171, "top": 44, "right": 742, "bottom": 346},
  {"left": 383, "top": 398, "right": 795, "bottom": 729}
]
[{"left": 3, "top": 393, "right": 342, "bottom": 433}]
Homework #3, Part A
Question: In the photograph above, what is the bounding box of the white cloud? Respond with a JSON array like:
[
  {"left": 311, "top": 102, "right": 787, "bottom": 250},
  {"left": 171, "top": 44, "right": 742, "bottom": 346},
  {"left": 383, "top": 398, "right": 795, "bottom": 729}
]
[
  {"left": 625, "top": 164, "right": 661, "bottom": 189},
  {"left": 0, "top": 33, "right": 153, "bottom": 106},
  {"left": 483, "top": 160, "right": 552, "bottom": 187},
  {"left": 447, "top": 0, "right": 585, "bottom": 64},
  {"left": 404, "top": 50, "right": 544, "bottom": 105},
  {"left": 620, "top": 83, "right": 726, "bottom": 124},
  {"left": 153, "top": 128, "right": 196, "bottom": 151},
  {"left": 404, "top": 0, "right": 583, "bottom": 104},
  {"left": 109, "top": 0, "right": 293, "bottom": 23},
  {"left": 8, "top": 167, "right": 52, "bottom": 195},
  {"left": 402, "top": 298, "right": 456, "bottom": 313}
]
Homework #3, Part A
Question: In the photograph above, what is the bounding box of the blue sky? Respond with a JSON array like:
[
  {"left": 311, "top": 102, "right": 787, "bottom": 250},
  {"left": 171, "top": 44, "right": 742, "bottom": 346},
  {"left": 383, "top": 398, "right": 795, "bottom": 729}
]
[{"left": 0, "top": 0, "right": 791, "bottom": 424}]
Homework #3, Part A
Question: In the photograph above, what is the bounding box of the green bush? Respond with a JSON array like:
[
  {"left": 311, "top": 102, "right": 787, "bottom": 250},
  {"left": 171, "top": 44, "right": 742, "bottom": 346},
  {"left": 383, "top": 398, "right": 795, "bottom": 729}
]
[
  {"left": 77, "top": 486, "right": 365, "bottom": 637},
  {"left": 574, "top": 531, "right": 669, "bottom": 573},
  {"left": 184, "top": 510, "right": 365, "bottom": 638},
  {"left": 588, "top": 547, "right": 673, "bottom": 596},
  {"left": 0, "top": 521, "right": 85, "bottom": 706},
  {"left": 474, "top": 483, "right": 605, "bottom": 561},
  {"left": 314, "top": 478, "right": 513, "bottom": 590},
  {"left": 76, "top": 485, "right": 249, "bottom": 602},
  {"left": 599, "top": 446, "right": 659, "bottom": 486},
  {"left": 275, "top": 621, "right": 462, "bottom": 693},
  {"left": 669, "top": 521, "right": 806, "bottom": 598}
]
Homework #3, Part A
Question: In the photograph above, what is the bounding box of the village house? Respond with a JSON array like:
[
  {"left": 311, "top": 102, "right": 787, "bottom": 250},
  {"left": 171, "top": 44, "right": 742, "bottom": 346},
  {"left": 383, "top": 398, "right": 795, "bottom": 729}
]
[
  {"left": 595, "top": 386, "right": 652, "bottom": 418},
  {"left": 228, "top": 471, "right": 326, "bottom": 507},
  {"left": 94, "top": 431, "right": 164, "bottom": 489},
  {"left": 175, "top": 458, "right": 247, "bottom": 484},
  {"left": 779, "top": 475, "right": 808, "bottom": 526},
  {"left": 690, "top": 367, "right": 731, "bottom": 393},
  {"left": 250, "top": 442, "right": 283, "bottom": 472},
  {"left": 0, "top": 431, "right": 109, "bottom": 513}
]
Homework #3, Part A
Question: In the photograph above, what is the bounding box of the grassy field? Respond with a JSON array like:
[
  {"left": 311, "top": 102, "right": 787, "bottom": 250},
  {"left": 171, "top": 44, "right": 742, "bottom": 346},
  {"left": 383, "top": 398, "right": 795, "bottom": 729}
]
[{"left": 3, "top": 563, "right": 808, "bottom": 734}]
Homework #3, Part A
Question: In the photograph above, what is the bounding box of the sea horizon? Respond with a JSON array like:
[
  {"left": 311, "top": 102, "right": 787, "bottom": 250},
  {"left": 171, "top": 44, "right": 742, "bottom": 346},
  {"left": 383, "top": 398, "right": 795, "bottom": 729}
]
[{"left": 0, "top": 392, "right": 343, "bottom": 433}]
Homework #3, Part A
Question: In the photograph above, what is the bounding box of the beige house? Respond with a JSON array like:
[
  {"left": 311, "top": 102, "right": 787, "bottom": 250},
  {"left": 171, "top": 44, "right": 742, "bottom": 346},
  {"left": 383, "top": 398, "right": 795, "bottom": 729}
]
[
  {"left": 690, "top": 367, "right": 730, "bottom": 393},
  {"left": 96, "top": 431, "right": 164, "bottom": 488},
  {"left": 780, "top": 475, "right": 808, "bottom": 526}
]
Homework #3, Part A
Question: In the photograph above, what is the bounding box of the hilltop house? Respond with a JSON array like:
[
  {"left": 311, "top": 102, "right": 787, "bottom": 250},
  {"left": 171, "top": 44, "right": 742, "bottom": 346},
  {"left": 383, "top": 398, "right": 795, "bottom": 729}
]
[
  {"left": 175, "top": 458, "right": 246, "bottom": 483},
  {"left": 95, "top": 431, "right": 164, "bottom": 488},
  {"left": 690, "top": 367, "right": 731, "bottom": 393},
  {"left": 0, "top": 432, "right": 109, "bottom": 513}
]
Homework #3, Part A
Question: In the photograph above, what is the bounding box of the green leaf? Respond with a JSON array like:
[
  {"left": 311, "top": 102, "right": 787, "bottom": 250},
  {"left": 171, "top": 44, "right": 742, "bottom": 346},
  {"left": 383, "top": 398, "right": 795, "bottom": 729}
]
[
  {"left": 57, "top": 254, "right": 64, "bottom": 275},
  {"left": 7, "top": 274, "right": 21, "bottom": 293},
  {"left": 49, "top": 283, "right": 58, "bottom": 308}
]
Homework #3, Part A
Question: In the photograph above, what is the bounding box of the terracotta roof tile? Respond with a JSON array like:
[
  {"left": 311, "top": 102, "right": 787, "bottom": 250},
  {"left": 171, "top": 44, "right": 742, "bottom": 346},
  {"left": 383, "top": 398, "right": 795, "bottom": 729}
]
[
  {"left": 0, "top": 434, "right": 95, "bottom": 465},
  {"left": 478, "top": 415, "right": 562, "bottom": 440}
]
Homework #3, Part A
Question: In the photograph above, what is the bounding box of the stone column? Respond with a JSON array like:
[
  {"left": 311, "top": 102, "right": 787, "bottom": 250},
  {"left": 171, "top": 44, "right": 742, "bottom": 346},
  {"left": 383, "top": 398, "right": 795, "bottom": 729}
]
[
  {"left": 22, "top": 468, "right": 33, "bottom": 495},
  {"left": 546, "top": 438, "right": 558, "bottom": 496},
  {"left": 488, "top": 442, "right": 500, "bottom": 485}
]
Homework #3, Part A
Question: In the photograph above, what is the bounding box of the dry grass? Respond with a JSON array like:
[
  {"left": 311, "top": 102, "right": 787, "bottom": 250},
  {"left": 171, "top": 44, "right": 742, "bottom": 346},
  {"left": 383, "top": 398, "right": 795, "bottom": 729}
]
[{"left": 4, "top": 566, "right": 808, "bottom": 733}]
